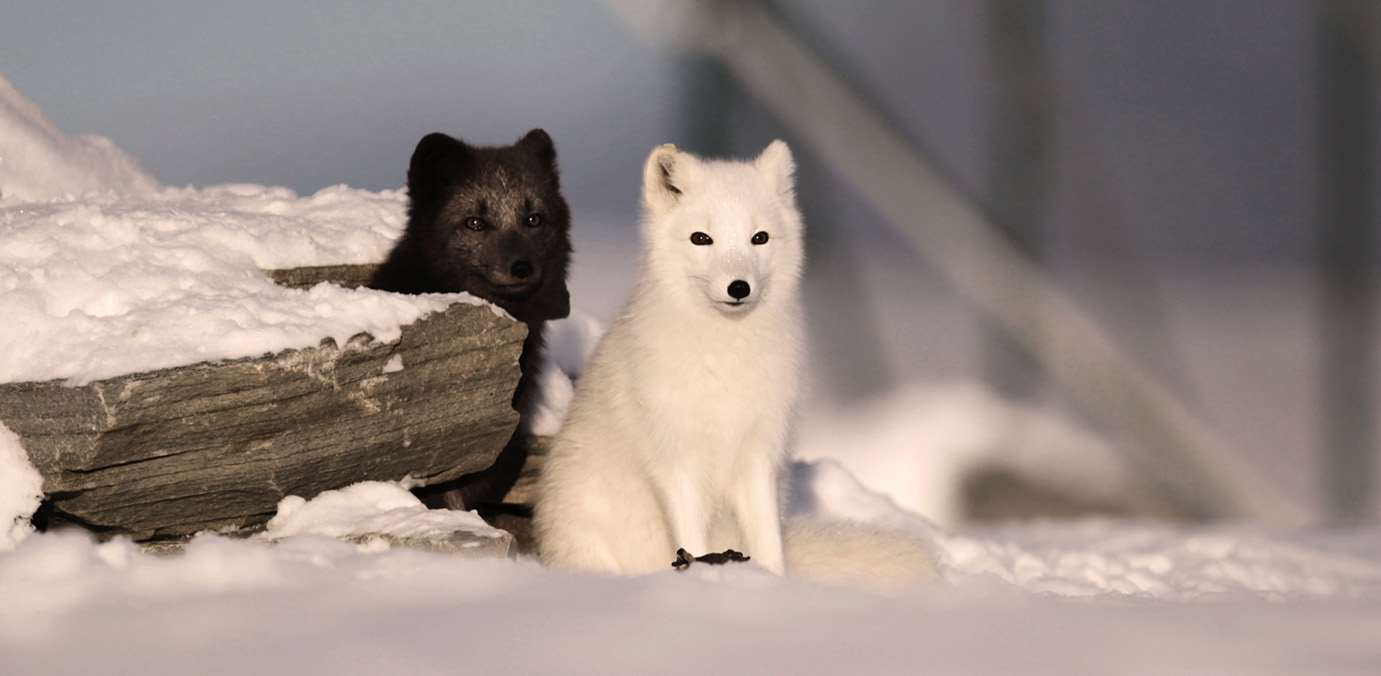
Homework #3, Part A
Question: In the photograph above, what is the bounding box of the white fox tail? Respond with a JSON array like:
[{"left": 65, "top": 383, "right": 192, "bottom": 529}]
[{"left": 783, "top": 518, "right": 939, "bottom": 592}]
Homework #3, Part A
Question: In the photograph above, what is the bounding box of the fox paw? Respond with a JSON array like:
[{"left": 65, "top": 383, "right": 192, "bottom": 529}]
[{"left": 671, "top": 548, "right": 751, "bottom": 570}]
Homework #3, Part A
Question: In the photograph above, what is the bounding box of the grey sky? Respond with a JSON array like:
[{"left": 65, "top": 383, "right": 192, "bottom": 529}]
[
  {"left": 1, "top": 1, "right": 1373, "bottom": 261},
  {"left": 1, "top": 1, "right": 682, "bottom": 223}
]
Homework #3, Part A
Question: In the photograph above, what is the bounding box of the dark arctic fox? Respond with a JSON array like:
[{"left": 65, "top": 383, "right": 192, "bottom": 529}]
[{"left": 371, "top": 129, "right": 572, "bottom": 509}]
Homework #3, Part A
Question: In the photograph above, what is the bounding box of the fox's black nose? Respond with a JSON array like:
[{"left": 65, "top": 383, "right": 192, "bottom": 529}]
[
  {"left": 727, "top": 280, "right": 751, "bottom": 300},
  {"left": 510, "top": 260, "right": 534, "bottom": 280}
]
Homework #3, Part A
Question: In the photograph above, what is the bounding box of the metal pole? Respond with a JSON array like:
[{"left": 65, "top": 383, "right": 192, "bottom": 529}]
[
  {"left": 1317, "top": 0, "right": 1377, "bottom": 522},
  {"left": 983, "top": 0, "right": 1053, "bottom": 398}
]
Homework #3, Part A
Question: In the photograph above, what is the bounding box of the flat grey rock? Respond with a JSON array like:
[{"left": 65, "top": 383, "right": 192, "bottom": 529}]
[
  {"left": 1, "top": 266, "right": 526, "bottom": 540},
  {"left": 265, "top": 263, "right": 379, "bottom": 291}
]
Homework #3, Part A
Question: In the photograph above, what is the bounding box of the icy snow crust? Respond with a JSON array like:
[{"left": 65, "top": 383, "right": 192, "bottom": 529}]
[{"left": 0, "top": 185, "right": 491, "bottom": 384}]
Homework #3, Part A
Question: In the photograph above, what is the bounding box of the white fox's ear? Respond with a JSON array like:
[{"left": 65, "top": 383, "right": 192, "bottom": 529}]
[
  {"left": 755, "top": 140, "right": 795, "bottom": 196},
  {"left": 642, "top": 144, "right": 697, "bottom": 215}
]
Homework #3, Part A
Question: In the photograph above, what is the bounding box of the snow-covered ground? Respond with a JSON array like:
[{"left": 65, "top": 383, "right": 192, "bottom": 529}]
[
  {"left": 3, "top": 77, "right": 1381, "bottom": 674},
  {"left": 2, "top": 472, "right": 1380, "bottom": 675}
]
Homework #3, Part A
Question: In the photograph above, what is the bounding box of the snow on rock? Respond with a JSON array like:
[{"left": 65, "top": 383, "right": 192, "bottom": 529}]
[
  {"left": 0, "top": 76, "right": 474, "bottom": 385},
  {"left": 0, "top": 186, "right": 479, "bottom": 385},
  {"left": 0, "top": 422, "right": 43, "bottom": 552},
  {"left": 0, "top": 74, "right": 158, "bottom": 202},
  {"left": 263, "top": 481, "right": 506, "bottom": 543},
  {"left": 136, "top": 182, "right": 413, "bottom": 269}
]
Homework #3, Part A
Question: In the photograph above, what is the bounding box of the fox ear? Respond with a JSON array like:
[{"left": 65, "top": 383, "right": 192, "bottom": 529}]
[
  {"left": 517, "top": 128, "right": 557, "bottom": 167},
  {"left": 755, "top": 140, "right": 796, "bottom": 197},
  {"left": 642, "top": 144, "right": 696, "bottom": 215},
  {"left": 408, "top": 132, "right": 473, "bottom": 204}
]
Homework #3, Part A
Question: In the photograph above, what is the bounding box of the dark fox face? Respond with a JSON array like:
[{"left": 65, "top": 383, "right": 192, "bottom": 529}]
[{"left": 406, "top": 129, "right": 572, "bottom": 322}]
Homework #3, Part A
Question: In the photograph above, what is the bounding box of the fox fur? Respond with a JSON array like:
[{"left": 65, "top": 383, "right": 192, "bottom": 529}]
[
  {"left": 534, "top": 141, "right": 936, "bottom": 589},
  {"left": 370, "top": 129, "right": 572, "bottom": 508}
]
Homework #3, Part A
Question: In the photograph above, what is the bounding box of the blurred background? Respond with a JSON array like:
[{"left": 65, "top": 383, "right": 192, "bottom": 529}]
[{"left": 3, "top": 0, "right": 1377, "bottom": 524}]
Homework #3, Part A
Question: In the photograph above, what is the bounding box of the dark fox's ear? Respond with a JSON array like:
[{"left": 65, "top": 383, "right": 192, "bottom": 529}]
[
  {"left": 517, "top": 129, "right": 557, "bottom": 167},
  {"left": 407, "top": 132, "right": 473, "bottom": 204}
]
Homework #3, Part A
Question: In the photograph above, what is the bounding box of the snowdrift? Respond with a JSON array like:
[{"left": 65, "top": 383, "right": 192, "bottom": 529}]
[{"left": 0, "top": 74, "right": 157, "bottom": 202}]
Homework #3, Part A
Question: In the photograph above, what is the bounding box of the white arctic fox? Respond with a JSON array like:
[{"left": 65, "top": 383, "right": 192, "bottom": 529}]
[{"left": 534, "top": 141, "right": 935, "bottom": 588}]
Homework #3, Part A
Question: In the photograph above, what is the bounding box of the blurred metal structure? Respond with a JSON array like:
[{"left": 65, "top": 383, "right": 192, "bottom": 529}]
[
  {"left": 606, "top": 0, "right": 1304, "bottom": 523},
  {"left": 1316, "top": 0, "right": 1378, "bottom": 522},
  {"left": 983, "top": 0, "right": 1052, "bottom": 399}
]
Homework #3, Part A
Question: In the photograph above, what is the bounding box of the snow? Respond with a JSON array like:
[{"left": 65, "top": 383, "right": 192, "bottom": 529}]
[
  {"left": 262, "top": 481, "right": 505, "bottom": 543},
  {"left": 381, "top": 354, "right": 404, "bottom": 373},
  {"left": 0, "top": 74, "right": 157, "bottom": 202},
  {"left": 522, "top": 310, "right": 606, "bottom": 435},
  {"left": 0, "top": 422, "right": 43, "bottom": 552},
  {"left": 789, "top": 456, "right": 1381, "bottom": 599},
  {"left": 794, "top": 382, "right": 1161, "bottom": 527},
  {"left": 1, "top": 468, "right": 1379, "bottom": 674},
  {"left": 3, "top": 78, "right": 1380, "bottom": 675},
  {"left": 523, "top": 358, "right": 576, "bottom": 436},
  {"left": 0, "top": 189, "right": 464, "bottom": 384},
  {"left": 939, "top": 521, "right": 1381, "bottom": 599},
  {"left": 542, "top": 310, "right": 607, "bottom": 379}
]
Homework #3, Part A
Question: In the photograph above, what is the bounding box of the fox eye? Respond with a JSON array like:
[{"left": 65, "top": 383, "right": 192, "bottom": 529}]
[
  {"left": 463, "top": 217, "right": 488, "bottom": 232},
  {"left": 690, "top": 232, "right": 713, "bottom": 246},
  {"left": 751, "top": 231, "right": 769, "bottom": 245},
  {"left": 526, "top": 213, "right": 544, "bottom": 228}
]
